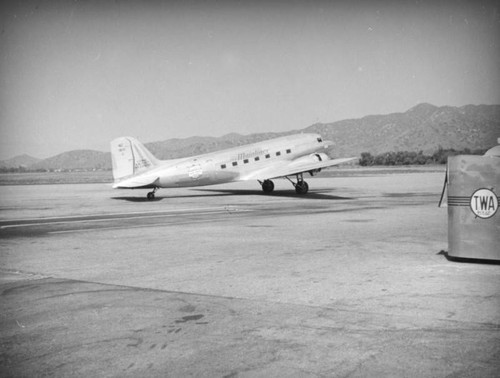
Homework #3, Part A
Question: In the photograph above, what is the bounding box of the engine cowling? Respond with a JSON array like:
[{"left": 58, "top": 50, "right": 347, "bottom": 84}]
[
  {"left": 290, "top": 153, "right": 330, "bottom": 175},
  {"left": 309, "top": 153, "right": 329, "bottom": 176},
  {"left": 291, "top": 153, "right": 328, "bottom": 164},
  {"left": 311, "top": 153, "right": 328, "bottom": 162}
]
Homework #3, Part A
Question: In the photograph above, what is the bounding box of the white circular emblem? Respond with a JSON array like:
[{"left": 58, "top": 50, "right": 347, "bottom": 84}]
[
  {"left": 470, "top": 188, "right": 498, "bottom": 219},
  {"left": 188, "top": 164, "right": 203, "bottom": 179}
]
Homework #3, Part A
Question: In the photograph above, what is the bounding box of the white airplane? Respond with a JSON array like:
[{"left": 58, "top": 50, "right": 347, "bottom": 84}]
[{"left": 110, "top": 133, "right": 356, "bottom": 199}]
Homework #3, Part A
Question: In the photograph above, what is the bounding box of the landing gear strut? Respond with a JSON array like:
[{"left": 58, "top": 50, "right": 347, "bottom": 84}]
[
  {"left": 147, "top": 187, "right": 158, "bottom": 200},
  {"left": 259, "top": 173, "right": 309, "bottom": 195},
  {"left": 285, "top": 173, "right": 309, "bottom": 195}
]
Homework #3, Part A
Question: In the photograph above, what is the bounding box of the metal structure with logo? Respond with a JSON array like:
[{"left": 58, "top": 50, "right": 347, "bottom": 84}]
[{"left": 442, "top": 144, "right": 500, "bottom": 261}]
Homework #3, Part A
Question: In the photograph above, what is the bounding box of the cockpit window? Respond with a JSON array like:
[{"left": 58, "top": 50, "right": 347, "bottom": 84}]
[{"left": 317, "top": 137, "right": 323, "bottom": 143}]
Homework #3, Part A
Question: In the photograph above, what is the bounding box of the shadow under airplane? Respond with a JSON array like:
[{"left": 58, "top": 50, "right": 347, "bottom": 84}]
[{"left": 112, "top": 188, "right": 354, "bottom": 202}]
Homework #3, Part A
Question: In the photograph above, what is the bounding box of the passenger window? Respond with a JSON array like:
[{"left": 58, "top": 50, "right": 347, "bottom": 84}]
[
  {"left": 243, "top": 159, "right": 249, "bottom": 164},
  {"left": 276, "top": 151, "right": 281, "bottom": 156},
  {"left": 286, "top": 149, "right": 291, "bottom": 154},
  {"left": 221, "top": 164, "right": 226, "bottom": 169},
  {"left": 255, "top": 156, "right": 260, "bottom": 161},
  {"left": 232, "top": 162, "right": 238, "bottom": 166},
  {"left": 265, "top": 154, "right": 270, "bottom": 159}
]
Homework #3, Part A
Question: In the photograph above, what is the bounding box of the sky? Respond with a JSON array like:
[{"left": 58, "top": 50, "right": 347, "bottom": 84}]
[{"left": 0, "top": 0, "right": 499, "bottom": 159}]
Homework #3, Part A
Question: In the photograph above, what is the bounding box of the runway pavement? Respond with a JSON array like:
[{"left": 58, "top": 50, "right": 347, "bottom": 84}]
[{"left": 1, "top": 172, "right": 499, "bottom": 377}]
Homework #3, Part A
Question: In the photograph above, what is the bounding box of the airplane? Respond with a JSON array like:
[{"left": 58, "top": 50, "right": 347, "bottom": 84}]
[{"left": 110, "top": 133, "right": 356, "bottom": 199}]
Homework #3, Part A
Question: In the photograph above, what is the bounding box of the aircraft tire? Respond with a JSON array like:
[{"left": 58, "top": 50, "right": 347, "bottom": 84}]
[
  {"left": 295, "top": 181, "right": 309, "bottom": 195},
  {"left": 262, "top": 180, "right": 274, "bottom": 193},
  {"left": 147, "top": 192, "right": 155, "bottom": 200}
]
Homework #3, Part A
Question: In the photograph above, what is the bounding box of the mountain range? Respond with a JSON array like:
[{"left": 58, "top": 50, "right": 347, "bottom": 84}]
[
  {"left": 0, "top": 154, "right": 42, "bottom": 169},
  {"left": 2, "top": 103, "right": 499, "bottom": 171}
]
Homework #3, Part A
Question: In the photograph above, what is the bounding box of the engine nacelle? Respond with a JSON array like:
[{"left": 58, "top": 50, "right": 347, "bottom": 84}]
[
  {"left": 308, "top": 153, "right": 329, "bottom": 176},
  {"left": 311, "top": 153, "right": 329, "bottom": 162},
  {"left": 292, "top": 153, "right": 329, "bottom": 164},
  {"left": 309, "top": 168, "right": 321, "bottom": 176},
  {"left": 290, "top": 153, "right": 330, "bottom": 176}
]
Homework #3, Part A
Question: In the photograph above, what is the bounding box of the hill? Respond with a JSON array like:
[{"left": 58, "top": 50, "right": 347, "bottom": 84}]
[
  {"left": 147, "top": 103, "right": 499, "bottom": 160},
  {"left": 29, "top": 150, "right": 111, "bottom": 171},
  {"left": 0, "top": 154, "right": 41, "bottom": 169},
  {"left": 146, "top": 132, "right": 288, "bottom": 159},
  {"left": 3, "top": 103, "right": 499, "bottom": 171},
  {"left": 304, "top": 103, "right": 500, "bottom": 157}
]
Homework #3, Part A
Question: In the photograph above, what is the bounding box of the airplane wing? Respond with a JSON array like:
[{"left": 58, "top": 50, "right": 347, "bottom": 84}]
[{"left": 241, "top": 156, "right": 357, "bottom": 181}]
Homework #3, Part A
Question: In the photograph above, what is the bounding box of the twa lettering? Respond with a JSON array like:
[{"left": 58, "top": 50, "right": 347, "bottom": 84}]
[{"left": 470, "top": 189, "right": 498, "bottom": 219}]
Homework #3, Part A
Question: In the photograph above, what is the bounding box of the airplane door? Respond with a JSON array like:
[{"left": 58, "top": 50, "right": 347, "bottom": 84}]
[{"left": 202, "top": 158, "right": 217, "bottom": 182}]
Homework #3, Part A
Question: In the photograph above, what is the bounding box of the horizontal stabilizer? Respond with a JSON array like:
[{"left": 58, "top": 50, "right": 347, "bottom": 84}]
[{"left": 112, "top": 175, "right": 160, "bottom": 189}]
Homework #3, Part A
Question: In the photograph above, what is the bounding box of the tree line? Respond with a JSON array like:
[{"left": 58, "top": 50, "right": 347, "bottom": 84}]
[
  {"left": 0, "top": 166, "right": 46, "bottom": 173},
  {"left": 358, "top": 147, "right": 487, "bottom": 166}
]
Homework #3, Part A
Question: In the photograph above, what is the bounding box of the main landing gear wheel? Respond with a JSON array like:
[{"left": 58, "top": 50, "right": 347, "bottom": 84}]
[
  {"left": 295, "top": 180, "right": 309, "bottom": 195},
  {"left": 285, "top": 173, "right": 309, "bottom": 195},
  {"left": 261, "top": 179, "right": 275, "bottom": 193}
]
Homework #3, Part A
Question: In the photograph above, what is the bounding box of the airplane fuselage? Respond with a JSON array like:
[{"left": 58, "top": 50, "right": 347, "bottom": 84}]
[
  {"left": 122, "top": 134, "right": 327, "bottom": 188},
  {"left": 111, "top": 133, "right": 355, "bottom": 198}
]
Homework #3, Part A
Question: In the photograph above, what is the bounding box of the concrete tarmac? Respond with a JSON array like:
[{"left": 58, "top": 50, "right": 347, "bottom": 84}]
[{"left": 1, "top": 172, "right": 499, "bottom": 377}]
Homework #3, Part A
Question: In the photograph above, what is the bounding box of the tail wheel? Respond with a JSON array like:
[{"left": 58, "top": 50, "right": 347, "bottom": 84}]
[
  {"left": 147, "top": 187, "right": 158, "bottom": 200},
  {"left": 262, "top": 180, "right": 275, "bottom": 193}
]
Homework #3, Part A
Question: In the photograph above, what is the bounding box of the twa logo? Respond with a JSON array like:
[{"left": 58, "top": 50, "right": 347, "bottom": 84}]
[
  {"left": 188, "top": 164, "right": 203, "bottom": 179},
  {"left": 470, "top": 189, "right": 498, "bottom": 219}
]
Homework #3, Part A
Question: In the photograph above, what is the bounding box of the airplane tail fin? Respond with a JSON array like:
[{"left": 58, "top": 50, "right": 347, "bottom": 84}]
[{"left": 110, "top": 137, "right": 159, "bottom": 182}]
